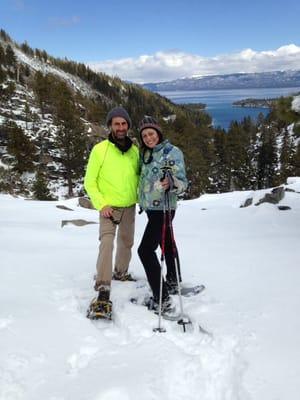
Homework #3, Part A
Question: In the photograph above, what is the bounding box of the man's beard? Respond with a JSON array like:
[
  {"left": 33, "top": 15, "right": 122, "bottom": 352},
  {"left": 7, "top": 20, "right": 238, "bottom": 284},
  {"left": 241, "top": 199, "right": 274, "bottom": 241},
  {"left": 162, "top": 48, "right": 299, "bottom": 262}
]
[{"left": 112, "top": 130, "right": 127, "bottom": 142}]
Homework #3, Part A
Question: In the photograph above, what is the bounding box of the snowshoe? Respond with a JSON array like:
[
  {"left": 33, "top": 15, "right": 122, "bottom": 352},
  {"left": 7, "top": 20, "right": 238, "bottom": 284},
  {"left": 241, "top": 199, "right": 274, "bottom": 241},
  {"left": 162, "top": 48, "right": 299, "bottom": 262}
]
[
  {"left": 166, "top": 280, "right": 206, "bottom": 296},
  {"left": 136, "top": 281, "right": 205, "bottom": 297},
  {"left": 86, "top": 298, "right": 113, "bottom": 320},
  {"left": 180, "top": 284, "right": 206, "bottom": 297}
]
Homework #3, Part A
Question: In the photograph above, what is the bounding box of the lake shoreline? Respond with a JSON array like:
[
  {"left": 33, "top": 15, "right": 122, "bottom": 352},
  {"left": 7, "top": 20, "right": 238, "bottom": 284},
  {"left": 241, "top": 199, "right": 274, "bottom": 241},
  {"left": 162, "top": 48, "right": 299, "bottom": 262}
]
[{"left": 159, "top": 87, "right": 300, "bottom": 130}]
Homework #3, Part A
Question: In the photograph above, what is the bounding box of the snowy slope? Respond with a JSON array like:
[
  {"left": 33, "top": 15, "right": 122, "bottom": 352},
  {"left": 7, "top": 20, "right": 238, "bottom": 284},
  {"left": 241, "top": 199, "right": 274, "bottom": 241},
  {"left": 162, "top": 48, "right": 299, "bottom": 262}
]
[
  {"left": 14, "top": 47, "right": 102, "bottom": 100},
  {"left": 1, "top": 180, "right": 300, "bottom": 400}
]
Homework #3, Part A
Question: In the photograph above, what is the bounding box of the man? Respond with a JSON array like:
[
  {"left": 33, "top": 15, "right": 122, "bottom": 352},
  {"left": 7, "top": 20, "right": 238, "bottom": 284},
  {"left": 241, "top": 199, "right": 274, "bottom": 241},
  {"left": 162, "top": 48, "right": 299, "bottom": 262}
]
[{"left": 84, "top": 106, "right": 139, "bottom": 319}]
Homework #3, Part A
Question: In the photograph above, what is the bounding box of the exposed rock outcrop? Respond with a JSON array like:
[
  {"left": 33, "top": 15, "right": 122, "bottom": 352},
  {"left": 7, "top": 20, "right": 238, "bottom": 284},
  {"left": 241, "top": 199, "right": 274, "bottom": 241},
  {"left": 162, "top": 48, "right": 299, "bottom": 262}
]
[
  {"left": 61, "top": 219, "right": 97, "bottom": 228},
  {"left": 78, "top": 197, "right": 94, "bottom": 209},
  {"left": 255, "top": 187, "right": 285, "bottom": 206}
]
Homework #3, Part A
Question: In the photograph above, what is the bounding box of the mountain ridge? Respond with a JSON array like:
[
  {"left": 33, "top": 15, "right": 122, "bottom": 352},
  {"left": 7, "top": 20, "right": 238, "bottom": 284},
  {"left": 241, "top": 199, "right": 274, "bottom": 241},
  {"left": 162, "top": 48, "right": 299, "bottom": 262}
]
[{"left": 143, "top": 70, "right": 300, "bottom": 91}]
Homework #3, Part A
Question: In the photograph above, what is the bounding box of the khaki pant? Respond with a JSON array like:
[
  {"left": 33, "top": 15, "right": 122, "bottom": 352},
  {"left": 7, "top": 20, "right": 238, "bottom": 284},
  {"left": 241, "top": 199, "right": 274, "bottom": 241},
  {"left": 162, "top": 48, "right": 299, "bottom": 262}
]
[{"left": 95, "top": 205, "right": 135, "bottom": 289}]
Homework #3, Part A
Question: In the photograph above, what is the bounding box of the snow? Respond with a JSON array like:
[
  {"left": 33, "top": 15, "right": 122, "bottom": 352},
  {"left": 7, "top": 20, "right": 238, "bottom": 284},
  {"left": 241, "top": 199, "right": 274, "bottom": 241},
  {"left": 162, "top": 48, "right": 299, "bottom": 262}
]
[
  {"left": 13, "top": 47, "right": 106, "bottom": 102},
  {"left": 286, "top": 176, "right": 300, "bottom": 185},
  {"left": 1, "top": 179, "right": 300, "bottom": 400},
  {"left": 0, "top": 159, "right": 9, "bottom": 169},
  {"left": 291, "top": 95, "right": 300, "bottom": 113}
]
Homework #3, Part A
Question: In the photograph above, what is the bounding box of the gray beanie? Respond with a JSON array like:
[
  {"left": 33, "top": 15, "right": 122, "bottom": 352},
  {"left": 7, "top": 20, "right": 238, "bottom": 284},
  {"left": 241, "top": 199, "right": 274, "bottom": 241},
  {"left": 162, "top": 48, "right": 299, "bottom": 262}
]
[{"left": 106, "top": 106, "right": 132, "bottom": 129}]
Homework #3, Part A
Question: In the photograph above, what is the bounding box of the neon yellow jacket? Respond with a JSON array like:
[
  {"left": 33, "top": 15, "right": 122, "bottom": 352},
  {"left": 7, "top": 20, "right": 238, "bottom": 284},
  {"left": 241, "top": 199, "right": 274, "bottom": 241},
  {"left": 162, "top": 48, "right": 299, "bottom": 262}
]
[{"left": 84, "top": 139, "right": 140, "bottom": 210}]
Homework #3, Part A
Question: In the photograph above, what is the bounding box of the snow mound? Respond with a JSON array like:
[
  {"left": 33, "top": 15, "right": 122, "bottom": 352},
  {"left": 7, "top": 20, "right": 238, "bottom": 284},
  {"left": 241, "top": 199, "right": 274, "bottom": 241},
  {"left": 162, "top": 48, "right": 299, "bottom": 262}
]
[{"left": 292, "top": 95, "right": 300, "bottom": 113}]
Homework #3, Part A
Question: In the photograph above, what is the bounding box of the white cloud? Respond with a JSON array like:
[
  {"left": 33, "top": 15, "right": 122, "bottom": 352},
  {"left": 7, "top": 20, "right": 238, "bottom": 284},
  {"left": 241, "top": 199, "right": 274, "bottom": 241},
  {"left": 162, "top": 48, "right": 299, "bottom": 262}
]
[{"left": 87, "top": 44, "right": 300, "bottom": 83}]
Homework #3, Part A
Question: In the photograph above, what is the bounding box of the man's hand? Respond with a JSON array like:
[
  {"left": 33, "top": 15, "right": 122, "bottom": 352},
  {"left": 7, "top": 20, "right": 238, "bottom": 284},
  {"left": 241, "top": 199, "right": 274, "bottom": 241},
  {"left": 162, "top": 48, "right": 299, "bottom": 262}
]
[{"left": 101, "top": 206, "right": 114, "bottom": 218}]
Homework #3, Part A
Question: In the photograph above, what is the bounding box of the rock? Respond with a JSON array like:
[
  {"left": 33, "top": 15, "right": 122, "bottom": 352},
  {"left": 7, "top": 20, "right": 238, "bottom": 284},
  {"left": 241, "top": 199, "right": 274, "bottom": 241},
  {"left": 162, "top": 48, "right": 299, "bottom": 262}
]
[
  {"left": 78, "top": 197, "right": 94, "bottom": 209},
  {"left": 255, "top": 186, "right": 285, "bottom": 206},
  {"left": 284, "top": 188, "right": 295, "bottom": 192},
  {"left": 61, "top": 219, "right": 97, "bottom": 228},
  {"left": 240, "top": 198, "right": 253, "bottom": 208},
  {"left": 56, "top": 205, "right": 74, "bottom": 211},
  {"left": 277, "top": 206, "right": 291, "bottom": 211}
]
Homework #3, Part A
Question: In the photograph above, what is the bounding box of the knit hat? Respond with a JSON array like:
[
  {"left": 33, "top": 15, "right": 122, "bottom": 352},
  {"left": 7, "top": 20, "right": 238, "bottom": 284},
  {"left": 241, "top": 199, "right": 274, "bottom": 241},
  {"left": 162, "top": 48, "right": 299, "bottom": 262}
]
[
  {"left": 106, "top": 106, "right": 132, "bottom": 129},
  {"left": 139, "top": 116, "right": 163, "bottom": 139}
]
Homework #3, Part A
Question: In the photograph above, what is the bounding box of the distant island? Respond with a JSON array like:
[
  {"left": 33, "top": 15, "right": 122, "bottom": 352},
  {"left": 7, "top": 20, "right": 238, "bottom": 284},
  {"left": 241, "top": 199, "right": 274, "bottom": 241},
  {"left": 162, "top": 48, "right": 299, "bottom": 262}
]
[
  {"left": 181, "top": 102, "right": 206, "bottom": 110},
  {"left": 232, "top": 98, "right": 276, "bottom": 108}
]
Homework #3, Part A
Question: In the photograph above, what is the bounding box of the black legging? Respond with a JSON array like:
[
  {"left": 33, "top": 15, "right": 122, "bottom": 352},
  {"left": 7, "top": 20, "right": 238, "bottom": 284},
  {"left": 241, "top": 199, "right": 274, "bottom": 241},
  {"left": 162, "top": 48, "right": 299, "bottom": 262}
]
[{"left": 138, "top": 210, "right": 181, "bottom": 301}]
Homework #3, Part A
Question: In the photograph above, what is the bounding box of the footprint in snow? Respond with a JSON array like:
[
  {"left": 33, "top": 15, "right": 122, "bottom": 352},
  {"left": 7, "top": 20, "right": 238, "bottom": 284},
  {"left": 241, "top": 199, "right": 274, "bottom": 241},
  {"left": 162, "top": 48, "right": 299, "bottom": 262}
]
[
  {"left": 67, "top": 346, "right": 99, "bottom": 375},
  {"left": 0, "top": 316, "right": 14, "bottom": 330}
]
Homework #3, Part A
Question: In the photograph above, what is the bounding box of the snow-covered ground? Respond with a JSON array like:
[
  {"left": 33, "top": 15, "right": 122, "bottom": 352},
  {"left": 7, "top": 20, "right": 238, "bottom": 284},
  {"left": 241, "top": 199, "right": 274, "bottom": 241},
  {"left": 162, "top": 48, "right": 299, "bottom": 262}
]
[{"left": 1, "top": 180, "right": 300, "bottom": 400}]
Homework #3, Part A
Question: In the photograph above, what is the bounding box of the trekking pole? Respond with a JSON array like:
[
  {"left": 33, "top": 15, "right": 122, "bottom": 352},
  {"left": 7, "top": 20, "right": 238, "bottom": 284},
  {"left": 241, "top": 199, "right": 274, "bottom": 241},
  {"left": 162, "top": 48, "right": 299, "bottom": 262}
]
[
  {"left": 165, "top": 189, "right": 192, "bottom": 333},
  {"left": 153, "top": 198, "right": 167, "bottom": 333}
]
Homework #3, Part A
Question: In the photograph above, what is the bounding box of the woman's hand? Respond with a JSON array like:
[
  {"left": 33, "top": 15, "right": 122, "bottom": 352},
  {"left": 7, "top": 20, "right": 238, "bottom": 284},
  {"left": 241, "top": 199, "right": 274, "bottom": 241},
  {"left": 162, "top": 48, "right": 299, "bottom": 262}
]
[{"left": 160, "top": 177, "right": 170, "bottom": 191}]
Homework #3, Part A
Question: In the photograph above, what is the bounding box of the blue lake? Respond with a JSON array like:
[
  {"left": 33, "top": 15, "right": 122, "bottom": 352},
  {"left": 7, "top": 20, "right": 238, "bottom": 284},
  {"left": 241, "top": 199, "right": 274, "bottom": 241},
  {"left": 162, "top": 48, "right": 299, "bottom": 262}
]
[{"left": 159, "top": 87, "right": 300, "bottom": 131}]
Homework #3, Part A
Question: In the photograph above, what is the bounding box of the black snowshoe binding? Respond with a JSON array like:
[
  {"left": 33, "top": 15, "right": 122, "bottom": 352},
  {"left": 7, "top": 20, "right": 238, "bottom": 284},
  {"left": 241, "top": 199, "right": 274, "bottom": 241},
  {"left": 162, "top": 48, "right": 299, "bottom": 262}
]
[
  {"left": 166, "top": 279, "right": 179, "bottom": 295},
  {"left": 143, "top": 295, "right": 175, "bottom": 315}
]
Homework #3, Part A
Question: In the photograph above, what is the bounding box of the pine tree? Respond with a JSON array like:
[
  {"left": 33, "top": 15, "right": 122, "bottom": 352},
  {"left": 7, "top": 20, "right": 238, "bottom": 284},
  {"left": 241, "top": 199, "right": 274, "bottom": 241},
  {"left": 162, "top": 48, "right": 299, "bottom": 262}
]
[
  {"left": 20, "top": 41, "right": 34, "bottom": 57},
  {"left": 0, "top": 44, "right": 5, "bottom": 65},
  {"left": 0, "top": 66, "right": 6, "bottom": 84},
  {"left": 0, "top": 29, "right": 11, "bottom": 42},
  {"left": 225, "top": 118, "right": 259, "bottom": 190},
  {"left": 5, "top": 44, "right": 17, "bottom": 66},
  {"left": 279, "top": 128, "right": 296, "bottom": 183},
  {"left": 32, "top": 71, "right": 53, "bottom": 117},
  {"left": 52, "top": 80, "right": 88, "bottom": 197},
  {"left": 257, "top": 124, "right": 278, "bottom": 188},
  {"left": 209, "top": 130, "right": 230, "bottom": 192},
  {"left": 24, "top": 101, "right": 32, "bottom": 129},
  {"left": 227, "top": 121, "right": 246, "bottom": 190},
  {"left": 32, "top": 170, "right": 53, "bottom": 200},
  {"left": 6, "top": 121, "right": 36, "bottom": 173},
  {"left": 1, "top": 81, "right": 16, "bottom": 112},
  {"left": 240, "top": 117, "right": 259, "bottom": 190},
  {"left": 292, "top": 143, "right": 300, "bottom": 176},
  {"left": 41, "top": 50, "right": 48, "bottom": 63}
]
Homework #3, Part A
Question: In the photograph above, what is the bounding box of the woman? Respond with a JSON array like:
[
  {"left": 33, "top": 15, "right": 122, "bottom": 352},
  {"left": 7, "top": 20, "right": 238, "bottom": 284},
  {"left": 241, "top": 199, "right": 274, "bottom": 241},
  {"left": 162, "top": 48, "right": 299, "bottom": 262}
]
[{"left": 137, "top": 116, "right": 188, "bottom": 313}]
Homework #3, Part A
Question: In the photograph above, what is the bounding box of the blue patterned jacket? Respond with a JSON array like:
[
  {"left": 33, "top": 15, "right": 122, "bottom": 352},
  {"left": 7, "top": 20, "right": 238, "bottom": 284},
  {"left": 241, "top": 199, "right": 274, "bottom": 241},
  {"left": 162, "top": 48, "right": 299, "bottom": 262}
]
[{"left": 138, "top": 140, "right": 188, "bottom": 211}]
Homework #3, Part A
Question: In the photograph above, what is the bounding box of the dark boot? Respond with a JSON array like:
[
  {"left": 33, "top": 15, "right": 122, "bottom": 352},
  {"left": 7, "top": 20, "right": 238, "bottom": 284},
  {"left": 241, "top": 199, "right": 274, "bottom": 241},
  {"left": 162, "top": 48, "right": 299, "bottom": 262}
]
[
  {"left": 145, "top": 294, "right": 175, "bottom": 314},
  {"left": 112, "top": 271, "right": 136, "bottom": 282},
  {"left": 97, "top": 287, "right": 110, "bottom": 301},
  {"left": 166, "top": 279, "right": 179, "bottom": 295},
  {"left": 87, "top": 287, "right": 112, "bottom": 320}
]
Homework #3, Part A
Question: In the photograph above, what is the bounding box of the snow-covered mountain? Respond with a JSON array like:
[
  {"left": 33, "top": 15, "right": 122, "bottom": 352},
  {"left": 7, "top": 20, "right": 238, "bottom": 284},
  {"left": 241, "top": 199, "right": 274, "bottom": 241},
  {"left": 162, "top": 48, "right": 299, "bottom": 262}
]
[
  {"left": 1, "top": 178, "right": 300, "bottom": 400},
  {"left": 144, "top": 70, "right": 300, "bottom": 91}
]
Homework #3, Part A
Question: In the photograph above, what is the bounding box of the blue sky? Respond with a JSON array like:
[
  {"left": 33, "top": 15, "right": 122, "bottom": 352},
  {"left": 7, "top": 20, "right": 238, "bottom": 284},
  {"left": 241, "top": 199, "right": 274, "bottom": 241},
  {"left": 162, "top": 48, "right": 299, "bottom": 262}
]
[{"left": 1, "top": 0, "right": 300, "bottom": 82}]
